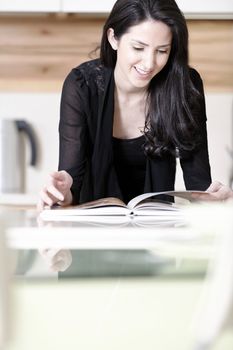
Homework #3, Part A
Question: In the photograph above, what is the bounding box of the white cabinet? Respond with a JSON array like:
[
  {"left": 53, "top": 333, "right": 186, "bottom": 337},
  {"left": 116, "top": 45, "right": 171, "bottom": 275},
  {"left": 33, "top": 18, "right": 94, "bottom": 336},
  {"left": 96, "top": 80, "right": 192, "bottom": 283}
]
[
  {"left": 176, "top": 0, "right": 233, "bottom": 18},
  {"left": 61, "top": 0, "right": 233, "bottom": 18},
  {"left": 0, "top": 0, "right": 232, "bottom": 17},
  {"left": 0, "top": 0, "right": 61, "bottom": 13},
  {"left": 61, "top": 0, "right": 115, "bottom": 13}
]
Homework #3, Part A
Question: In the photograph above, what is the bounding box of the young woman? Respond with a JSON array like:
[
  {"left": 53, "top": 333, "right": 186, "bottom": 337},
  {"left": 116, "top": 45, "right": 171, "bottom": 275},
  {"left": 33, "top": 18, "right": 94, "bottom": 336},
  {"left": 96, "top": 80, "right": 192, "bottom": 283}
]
[{"left": 39, "top": 0, "right": 233, "bottom": 209}]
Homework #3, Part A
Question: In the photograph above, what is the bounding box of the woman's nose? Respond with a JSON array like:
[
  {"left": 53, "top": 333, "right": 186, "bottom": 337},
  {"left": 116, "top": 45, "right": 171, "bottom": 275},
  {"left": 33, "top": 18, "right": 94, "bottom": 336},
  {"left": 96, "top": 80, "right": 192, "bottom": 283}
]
[{"left": 142, "top": 52, "right": 155, "bottom": 70}]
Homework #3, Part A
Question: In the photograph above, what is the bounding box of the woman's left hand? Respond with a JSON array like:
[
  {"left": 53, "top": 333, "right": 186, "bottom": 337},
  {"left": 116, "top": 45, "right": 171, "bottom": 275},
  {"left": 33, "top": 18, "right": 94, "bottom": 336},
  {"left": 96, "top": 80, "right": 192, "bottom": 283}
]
[{"left": 191, "top": 181, "right": 233, "bottom": 201}]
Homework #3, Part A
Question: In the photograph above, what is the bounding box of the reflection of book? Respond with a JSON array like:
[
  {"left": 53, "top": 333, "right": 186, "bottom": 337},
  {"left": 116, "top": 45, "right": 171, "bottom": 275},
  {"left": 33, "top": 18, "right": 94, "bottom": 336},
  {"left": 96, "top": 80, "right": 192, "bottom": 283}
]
[{"left": 40, "top": 190, "right": 204, "bottom": 221}]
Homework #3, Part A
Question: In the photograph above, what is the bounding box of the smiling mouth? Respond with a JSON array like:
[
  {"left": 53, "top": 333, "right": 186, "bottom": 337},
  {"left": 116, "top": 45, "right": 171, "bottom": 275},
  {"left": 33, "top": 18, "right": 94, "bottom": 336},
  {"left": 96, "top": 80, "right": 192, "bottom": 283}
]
[{"left": 134, "top": 66, "right": 152, "bottom": 77}]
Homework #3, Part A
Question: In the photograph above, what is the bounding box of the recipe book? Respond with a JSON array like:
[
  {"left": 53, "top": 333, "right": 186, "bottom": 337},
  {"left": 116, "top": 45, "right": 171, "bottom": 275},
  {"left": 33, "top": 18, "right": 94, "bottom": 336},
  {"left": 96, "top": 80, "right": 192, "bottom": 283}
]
[{"left": 40, "top": 190, "right": 204, "bottom": 221}]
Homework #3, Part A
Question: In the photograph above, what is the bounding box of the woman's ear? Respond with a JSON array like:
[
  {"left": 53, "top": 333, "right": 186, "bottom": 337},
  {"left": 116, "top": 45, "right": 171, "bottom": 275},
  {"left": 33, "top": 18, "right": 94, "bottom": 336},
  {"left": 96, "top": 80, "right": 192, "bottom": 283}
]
[{"left": 107, "top": 28, "right": 118, "bottom": 51}]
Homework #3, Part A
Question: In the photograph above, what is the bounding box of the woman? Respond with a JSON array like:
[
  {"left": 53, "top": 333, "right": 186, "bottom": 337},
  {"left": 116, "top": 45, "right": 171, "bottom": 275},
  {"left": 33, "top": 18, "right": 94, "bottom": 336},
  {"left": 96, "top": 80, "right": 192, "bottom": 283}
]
[{"left": 39, "top": 0, "right": 233, "bottom": 209}]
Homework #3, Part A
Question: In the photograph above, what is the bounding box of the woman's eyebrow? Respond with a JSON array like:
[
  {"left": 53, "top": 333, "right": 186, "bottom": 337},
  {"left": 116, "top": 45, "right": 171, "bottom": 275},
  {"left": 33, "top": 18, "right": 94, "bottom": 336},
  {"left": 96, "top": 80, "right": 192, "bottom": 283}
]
[
  {"left": 157, "top": 44, "right": 171, "bottom": 48},
  {"left": 131, "top": 39, "right": 148, "bottom": 46},
  {"left": 131, "top": 40, "right": 171, "bottom": 48}
]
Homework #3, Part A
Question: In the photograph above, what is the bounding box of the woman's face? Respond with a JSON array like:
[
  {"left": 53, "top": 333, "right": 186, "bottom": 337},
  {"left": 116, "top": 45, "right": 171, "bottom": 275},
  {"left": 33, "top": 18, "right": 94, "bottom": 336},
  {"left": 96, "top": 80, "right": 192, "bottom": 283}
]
[{"left": 108, "top": 19, "right": 172, "bottom": 92}]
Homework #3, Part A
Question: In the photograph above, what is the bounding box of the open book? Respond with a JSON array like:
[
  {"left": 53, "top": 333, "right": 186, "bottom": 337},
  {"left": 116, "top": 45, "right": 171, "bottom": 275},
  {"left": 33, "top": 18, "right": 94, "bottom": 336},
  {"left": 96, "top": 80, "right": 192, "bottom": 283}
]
[{"left": 40, "top": 190, "right": 204, "bottom": 222}]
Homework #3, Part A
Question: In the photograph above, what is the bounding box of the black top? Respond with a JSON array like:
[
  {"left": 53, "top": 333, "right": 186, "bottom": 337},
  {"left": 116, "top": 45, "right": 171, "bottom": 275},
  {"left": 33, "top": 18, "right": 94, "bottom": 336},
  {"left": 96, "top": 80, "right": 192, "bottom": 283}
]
[
  {"left": 113, "top": 135, "right": 146, "bottom": 203},
  {"left": 58, "top": 59, "right": 211, "bottom": 204}
]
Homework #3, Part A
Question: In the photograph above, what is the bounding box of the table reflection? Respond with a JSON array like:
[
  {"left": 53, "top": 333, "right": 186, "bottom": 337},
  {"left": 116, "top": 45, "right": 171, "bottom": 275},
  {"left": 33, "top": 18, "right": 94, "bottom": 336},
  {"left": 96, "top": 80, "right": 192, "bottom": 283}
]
[
  {"left": 2, "top": 207, "right": 210, "bottom": 281},
  {"left": 12, "top": 247, "right": 209, "bottom": 281}
]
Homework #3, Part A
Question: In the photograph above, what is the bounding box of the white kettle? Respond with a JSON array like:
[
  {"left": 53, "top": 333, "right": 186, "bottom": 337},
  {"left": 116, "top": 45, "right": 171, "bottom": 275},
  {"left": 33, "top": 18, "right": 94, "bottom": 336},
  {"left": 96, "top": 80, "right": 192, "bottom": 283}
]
[{"left": 0, "top": 119, "right": 38, "bottom": 193}]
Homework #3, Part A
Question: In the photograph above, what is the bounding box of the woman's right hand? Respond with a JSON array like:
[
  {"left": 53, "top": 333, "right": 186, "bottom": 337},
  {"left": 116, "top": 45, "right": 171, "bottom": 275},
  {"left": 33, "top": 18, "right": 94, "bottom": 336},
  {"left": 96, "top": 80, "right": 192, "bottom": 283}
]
[{"left": 38, "top": 170, "right": 73, "bottom": 211}]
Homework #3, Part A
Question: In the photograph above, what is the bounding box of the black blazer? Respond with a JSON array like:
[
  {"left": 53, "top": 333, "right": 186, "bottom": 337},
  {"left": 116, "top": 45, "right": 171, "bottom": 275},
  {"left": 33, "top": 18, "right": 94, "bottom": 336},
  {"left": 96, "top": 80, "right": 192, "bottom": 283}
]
[{"left": 58, "top": 59, "right": 211, "bottom": 204}]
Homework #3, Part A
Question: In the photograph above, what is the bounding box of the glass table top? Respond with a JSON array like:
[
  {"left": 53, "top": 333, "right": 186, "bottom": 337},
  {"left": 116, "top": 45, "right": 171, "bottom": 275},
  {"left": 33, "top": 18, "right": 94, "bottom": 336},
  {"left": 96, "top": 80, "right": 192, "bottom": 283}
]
[
  {"left": 1, "top": 204, "right": 233, "bottom": 350},
  {"left": 0, "top": 206, "right": 213, "bottom": 281}
]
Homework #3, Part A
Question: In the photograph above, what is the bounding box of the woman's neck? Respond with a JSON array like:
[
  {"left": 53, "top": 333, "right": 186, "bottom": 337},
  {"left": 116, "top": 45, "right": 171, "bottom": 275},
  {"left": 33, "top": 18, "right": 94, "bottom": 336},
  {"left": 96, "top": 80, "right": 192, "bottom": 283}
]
[{"left": 113, "top": 85, "right": 148, "bottom": 139}]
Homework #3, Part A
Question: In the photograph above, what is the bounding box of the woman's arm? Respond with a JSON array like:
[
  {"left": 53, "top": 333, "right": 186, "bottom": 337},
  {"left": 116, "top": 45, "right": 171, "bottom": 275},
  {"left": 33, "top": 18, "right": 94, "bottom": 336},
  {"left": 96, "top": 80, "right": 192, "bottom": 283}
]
[
  {"left": 38, "top": 69, "right": 89, "bottom": 209},
  {"left": 180, "top": 69, "right": 212, "bottom": 190},
  {"left": 58, "top": 69, "right": 90, "bottom": 204}
]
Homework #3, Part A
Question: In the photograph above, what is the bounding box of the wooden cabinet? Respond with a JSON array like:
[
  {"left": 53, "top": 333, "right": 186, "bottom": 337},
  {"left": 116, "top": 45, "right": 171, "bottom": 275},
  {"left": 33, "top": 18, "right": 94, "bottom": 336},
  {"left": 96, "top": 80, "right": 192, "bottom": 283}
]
[{"left": 0, "top": 0, "right": 61, "bottom": 12}]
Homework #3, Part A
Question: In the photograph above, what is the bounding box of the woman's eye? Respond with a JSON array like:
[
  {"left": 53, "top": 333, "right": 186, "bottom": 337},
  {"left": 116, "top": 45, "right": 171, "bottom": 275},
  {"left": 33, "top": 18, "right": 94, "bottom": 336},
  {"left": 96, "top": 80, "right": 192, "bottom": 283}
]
[
  {"left": 133, "top": 47, "right": 143, "bottom": 51},
  {"left": 157, "top": 50, "right": 168, "bottom": 54}
]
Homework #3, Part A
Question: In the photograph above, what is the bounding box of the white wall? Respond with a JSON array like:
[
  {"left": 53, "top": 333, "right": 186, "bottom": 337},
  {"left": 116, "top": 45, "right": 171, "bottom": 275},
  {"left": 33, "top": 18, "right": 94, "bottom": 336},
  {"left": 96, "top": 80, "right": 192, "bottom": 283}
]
[
  {"left": 176, "top": 93, "right": 233, "bottom": 189},
  {"left": 0, "top": 92, "right": 232, "bottom": 194},
  {"left": 206, "top": 94, "right": 233, "bottom": 185}
]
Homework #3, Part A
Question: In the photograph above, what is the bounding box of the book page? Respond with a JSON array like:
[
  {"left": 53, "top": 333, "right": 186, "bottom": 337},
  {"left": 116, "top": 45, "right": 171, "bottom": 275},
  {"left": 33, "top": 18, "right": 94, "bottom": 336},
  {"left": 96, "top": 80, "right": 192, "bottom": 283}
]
[
  {"left": 73, "top": 197, "right": 127, "bottom": 210},
  {"left": 40, "top": 198, "right": 130, "bottom": 220},
  {"left": 40, "top": 191, "right": 206, "bottom": 221},
  {"left": 127, "top": 190, "right": 205, "bottom": 210},
  {"left": 134, "top": 201, "right": 179, "bottom": 211}
]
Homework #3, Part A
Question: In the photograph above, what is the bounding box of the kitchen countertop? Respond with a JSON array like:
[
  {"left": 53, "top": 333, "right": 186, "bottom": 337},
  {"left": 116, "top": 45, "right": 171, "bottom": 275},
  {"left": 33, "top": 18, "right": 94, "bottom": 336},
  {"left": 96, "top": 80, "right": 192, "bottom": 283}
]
[{"left": 0, "top": 193, "right": 38, "bottom": 206}]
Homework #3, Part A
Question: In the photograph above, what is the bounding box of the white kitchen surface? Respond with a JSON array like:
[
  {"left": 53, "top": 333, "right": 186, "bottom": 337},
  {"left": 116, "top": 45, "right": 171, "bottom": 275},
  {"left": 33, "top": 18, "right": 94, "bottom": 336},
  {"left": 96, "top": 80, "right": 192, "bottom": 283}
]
[{"left": 0, "top": 193, "right": 37, "bottom": 206}]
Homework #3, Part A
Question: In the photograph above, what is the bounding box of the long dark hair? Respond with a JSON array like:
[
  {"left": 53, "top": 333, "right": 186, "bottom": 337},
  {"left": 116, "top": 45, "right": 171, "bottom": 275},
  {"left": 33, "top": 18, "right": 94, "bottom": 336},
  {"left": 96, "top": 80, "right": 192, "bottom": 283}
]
[{"left": 100, "top": 0, "right": 204, "bottom": 157}]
